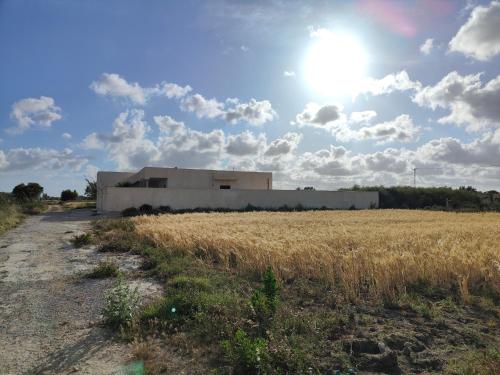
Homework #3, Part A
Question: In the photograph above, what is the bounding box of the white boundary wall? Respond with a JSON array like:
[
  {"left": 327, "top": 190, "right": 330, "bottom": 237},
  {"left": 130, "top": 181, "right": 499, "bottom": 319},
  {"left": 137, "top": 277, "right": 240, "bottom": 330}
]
[{"left": 98, "top": 187, "right": 379, "bottom": 212}]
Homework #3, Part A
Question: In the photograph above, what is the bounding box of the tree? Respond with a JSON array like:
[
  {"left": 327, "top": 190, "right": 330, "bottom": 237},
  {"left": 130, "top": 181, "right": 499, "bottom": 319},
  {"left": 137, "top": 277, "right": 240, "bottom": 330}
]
[
  {"left": 84, "top": 178, "right": 97, "bottom": 200},
  {"left": 12, "top": 183, "right": 44, "bottom": 201},
  {"left": 61, "top": 189, "right": 78, "bottom": 201}
]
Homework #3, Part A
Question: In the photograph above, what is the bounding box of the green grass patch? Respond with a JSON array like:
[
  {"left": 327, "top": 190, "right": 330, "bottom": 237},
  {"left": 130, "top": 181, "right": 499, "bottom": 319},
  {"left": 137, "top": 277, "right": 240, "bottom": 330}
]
[
  {"left": 72, "top": 233, "right": 93, "bottom": 248},
  {"left": 86, "top": 261, "right": 121, "bottom": 278}
]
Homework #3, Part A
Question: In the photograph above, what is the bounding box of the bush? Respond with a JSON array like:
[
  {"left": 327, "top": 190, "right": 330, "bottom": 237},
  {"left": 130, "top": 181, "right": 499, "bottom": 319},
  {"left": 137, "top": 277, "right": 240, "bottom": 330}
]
[
  {"left": 61, "top": 189, "right": 78, "bottom": 201},
  {"left": 122, "top": 207, "right": 140, "bottom": 217},
  {"left": 86, "top": 261, "right": 120, "bottom": 278},
  {"left": 84, "top": 178, "right": 97, "bottom": 200},
  {"left": 72, "top": 233, "right": 92, "bottom": 248},
  {"left": 102, "top": 277, "right": 139, "bottom": 328},
  {"left": 12, "top": 182, "right": 43, "bottom": 201},
  {"left": 250, "top": 266, "right": 280, "bottom": 325},
  {"left": 221, "top": 329, "right": 270, "bottom": 374},
  {"left": 139, "top": 204, "right": 154, "bottom": 215}
]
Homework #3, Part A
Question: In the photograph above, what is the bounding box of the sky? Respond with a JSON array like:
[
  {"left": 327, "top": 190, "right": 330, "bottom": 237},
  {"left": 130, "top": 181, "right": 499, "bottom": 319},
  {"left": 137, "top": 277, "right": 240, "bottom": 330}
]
[{"left": 1, "top": 0, "right": 500, "bottom": 195}]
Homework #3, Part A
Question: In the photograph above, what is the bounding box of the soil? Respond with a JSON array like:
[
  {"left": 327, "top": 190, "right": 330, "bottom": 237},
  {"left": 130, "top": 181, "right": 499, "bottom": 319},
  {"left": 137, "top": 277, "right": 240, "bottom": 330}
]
[{"left": 0, "top": 208, "right": 161, "bottom": 375}]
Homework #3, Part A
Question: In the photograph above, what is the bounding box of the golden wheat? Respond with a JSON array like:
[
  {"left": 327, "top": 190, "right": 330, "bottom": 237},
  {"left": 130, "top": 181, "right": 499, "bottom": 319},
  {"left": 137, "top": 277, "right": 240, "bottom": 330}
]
[{"left": 131, "top": 210, "right": 500, "bottom": 300}]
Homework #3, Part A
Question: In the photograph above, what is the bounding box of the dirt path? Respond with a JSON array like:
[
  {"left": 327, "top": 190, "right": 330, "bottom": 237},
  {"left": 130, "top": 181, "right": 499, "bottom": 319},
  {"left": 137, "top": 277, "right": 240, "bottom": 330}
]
[{"left": 0, "top": 209, "right": 159, "bottom": 375}]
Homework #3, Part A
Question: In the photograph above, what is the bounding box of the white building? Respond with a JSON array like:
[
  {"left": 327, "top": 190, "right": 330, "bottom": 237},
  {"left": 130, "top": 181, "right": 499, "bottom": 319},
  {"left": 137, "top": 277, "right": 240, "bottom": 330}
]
[{"left": 97, "top": 167, "right": 378, "bottom": 212}]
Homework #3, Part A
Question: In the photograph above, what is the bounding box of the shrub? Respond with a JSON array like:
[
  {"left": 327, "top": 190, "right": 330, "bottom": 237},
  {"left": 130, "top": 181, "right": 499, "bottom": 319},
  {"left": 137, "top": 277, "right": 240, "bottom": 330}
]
[
  {"left": 102, "top": 277, "right": 139, "bottom": 328},
  {"left": 122, "top": 207, "right": 140, "bottom": 217},
  {"left": 84, "top": 178, "right": 97, "bottom": 200},
  {"left": 250, "top": 266, "right": 280, "bottom": 325},
  {"left": 61, "top": 189, "right": 78, "bottom": 201},
  {"left": 221, "top": 328, "right": 270, "bottom": 374},
  {"left": 139, "top": 204, "right": 154, "bottom": 215},
  {"left": 12, "top": 182, "right": 43, "bottom": 201},
  {"left": 86, "top": 261, "right": 120, "bottom": 278},
  {"left": 72, "top": 233, "right": 92, "bottom": 248}
]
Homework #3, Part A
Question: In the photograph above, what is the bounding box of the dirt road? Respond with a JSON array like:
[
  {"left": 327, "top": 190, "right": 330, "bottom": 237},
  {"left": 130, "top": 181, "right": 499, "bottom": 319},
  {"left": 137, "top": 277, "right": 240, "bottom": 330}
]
[{"left": 0, "top": 209, "right": 158, "bottom": 375}]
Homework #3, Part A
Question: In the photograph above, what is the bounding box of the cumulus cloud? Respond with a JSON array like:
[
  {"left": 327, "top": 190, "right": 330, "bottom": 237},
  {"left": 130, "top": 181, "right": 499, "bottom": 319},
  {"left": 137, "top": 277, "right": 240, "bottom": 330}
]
[
  {"left": 413, "top": 71, "right": 500, "bottom": 131},
  {"left": 449, "top": 1, "right": 500, "bottom": 61},
  {"left": 7, "top": 96, "right": 62, "bottom": 135},
  {"left": 62, "top": 132, "right": 72, "bottom": 140},
  {"left": 293, "top": 103, "right": 343, "bottom": 127},
  {"left": 350, "top": 111, "right": 377, "bottom": 124},
  {"left": 224, "top": 98, "right": 277, "bottom": 126},
  {"left": 283, "top": 70, "right": 296, "bottom": 77},
  {"left": 180, "top": 93, "right": 225, "bottom": 119},
  {"left": 336, "top": 114, "right": 420, "bottom": 144},
  {"left": 0, "top": 147, "right": 87, "bottom": 172},
  {"left": 420, "top": 38, "right": 434, "bottom": 55},
  {"left": 264, "top": 132, "right": 302, "bottom": 156},
  {"left": 153, "top": 115, "right": 185, "bottom": 134},
  {"left": 225, "top": 131, "right": 267, "bottom": 156},
  {"left": 360, "top": 71, "right": 421, "bottom": 96},
  {"left": 90, "top": 73, "right": 192, "bottom": 105}
]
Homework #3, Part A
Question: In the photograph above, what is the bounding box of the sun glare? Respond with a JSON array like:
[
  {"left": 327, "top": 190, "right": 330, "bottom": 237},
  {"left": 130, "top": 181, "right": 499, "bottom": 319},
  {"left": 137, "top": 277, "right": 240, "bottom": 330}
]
[{"left": 304, "top": 31, "right": 368, "bottom": 97}]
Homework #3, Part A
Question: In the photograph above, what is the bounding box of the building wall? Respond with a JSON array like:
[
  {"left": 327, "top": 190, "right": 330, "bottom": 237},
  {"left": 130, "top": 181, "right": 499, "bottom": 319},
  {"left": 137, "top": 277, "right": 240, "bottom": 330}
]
[
  {"left": 99, "top": 187, "right": 379, "bottom": 212},
  {"left": 97, "top": 171, "right": 135, "bottom": 211},
  {"left": 125, "top": 167, "right": 272, "bottom": 190}
]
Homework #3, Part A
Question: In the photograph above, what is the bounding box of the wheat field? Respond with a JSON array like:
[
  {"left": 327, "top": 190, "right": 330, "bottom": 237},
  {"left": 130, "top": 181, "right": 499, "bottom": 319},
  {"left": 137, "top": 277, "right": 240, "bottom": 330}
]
[{"left": 131, "top": 210, "right": 500, "bottom": 300}]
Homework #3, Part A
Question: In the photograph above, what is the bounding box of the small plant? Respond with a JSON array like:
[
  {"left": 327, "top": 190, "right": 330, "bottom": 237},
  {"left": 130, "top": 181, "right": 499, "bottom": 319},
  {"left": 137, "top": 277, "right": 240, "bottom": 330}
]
[
  {"left": 86, "top": 261, "right": 120, "bottom": 278},
  {"left": 221, "top": 328, "right": 270, "bottom": 374},
  {"left": 250, "top": 266, "right": 280, "bottom": 324},
  {"left": 102, "top": 276, "right": 139, "bottom": 328},
  {"left": 139, "top": 204, "right": 154, "bottom": 215},
  {"left": 72, "top": 233, "right": 92, "bottom": 247}
]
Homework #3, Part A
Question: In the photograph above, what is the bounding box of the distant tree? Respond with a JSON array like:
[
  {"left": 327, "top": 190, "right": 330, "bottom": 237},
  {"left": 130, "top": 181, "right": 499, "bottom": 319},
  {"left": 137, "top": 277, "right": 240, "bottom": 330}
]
[
  {"left": 84, "top": 178, "right": 97, "bottom": 200},
  {"left": 12, "top": 183, "right": 43, "bottom": 201},
  {"left": 61, "top": 189, "right": 78, "bottom": 201}
]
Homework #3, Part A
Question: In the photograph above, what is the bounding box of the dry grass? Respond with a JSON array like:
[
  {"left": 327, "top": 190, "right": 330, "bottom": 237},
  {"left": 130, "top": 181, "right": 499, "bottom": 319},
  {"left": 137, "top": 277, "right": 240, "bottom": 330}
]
[{"left": 131, "top": 210, "right": 500, "bottom": 300}]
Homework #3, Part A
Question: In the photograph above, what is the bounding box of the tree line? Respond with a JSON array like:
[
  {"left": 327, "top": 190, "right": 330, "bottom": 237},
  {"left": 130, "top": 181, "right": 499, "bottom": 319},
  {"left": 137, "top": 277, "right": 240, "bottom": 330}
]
[{"left": 342, "top": 185, "right": 500, "bottom": 211}]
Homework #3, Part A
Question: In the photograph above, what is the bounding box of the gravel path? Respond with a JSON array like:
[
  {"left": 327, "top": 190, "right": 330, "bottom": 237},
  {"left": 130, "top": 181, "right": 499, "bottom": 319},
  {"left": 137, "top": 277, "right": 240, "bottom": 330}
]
[{"left": 0, "top": 209, "right": 159, "bottom": 375}]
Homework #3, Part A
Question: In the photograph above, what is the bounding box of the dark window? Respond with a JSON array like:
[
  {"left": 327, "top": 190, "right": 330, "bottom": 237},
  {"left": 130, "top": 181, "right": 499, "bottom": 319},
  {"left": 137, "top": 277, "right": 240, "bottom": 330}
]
[
  {"left": 220, "top": 185, "right": 231, "bottom": 189},
  {"left": 148, "top": 178, "right": 168, "bottom": 188}
]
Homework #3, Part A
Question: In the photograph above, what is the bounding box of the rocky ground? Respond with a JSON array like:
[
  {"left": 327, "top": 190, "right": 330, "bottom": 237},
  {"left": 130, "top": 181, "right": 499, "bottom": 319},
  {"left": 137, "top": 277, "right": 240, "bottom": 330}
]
[{"left": 0, "top": 208, "right": 161, "bottom": 375}]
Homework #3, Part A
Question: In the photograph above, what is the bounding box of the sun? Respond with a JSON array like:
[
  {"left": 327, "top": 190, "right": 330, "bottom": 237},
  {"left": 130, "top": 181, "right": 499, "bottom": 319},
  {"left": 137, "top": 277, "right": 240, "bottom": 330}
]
[{"left": 304, "top": 31, "right": 368, "bottom": 97}]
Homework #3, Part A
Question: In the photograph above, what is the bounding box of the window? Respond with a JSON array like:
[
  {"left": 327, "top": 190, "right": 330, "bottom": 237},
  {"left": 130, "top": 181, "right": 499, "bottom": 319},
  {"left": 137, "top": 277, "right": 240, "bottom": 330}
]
[
  {"left": 148, "top": 178, "right": 168, "bottom": 188},
  {"left": 220, "top": 185, "right": 231, "bottom": 189}
]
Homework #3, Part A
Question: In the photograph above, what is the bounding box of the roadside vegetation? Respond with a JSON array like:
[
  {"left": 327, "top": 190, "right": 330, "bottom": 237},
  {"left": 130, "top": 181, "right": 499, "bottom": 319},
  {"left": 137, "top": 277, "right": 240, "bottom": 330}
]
[
  {"left": 85, "top": 260, "right": 121, "bottom": 279},
  {"left": 0, "top": 184, "right": 47, "bottom": 235},
  {"left": 93, "top": 210, "right": 500, "bottom": 374}
]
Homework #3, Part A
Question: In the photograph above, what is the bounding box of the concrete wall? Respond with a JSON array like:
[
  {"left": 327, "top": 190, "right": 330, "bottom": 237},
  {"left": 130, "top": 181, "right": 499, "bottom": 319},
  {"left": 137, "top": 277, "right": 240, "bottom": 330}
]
[
  {"left": 125, "top": 167, "right": 272, "bottom": 190},
  {"left": 97, "top": 171, "right": 135, "bottom": 211},
  {"left": 98, "top": 187, "right": 379, "bottom": 212}
]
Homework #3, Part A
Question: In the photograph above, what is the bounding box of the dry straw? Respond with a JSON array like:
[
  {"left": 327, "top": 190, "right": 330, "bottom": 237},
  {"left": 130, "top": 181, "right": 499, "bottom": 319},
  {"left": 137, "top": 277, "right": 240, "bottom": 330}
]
[{"left": 131, "top": 210, "right": 500, "bottom": 300}]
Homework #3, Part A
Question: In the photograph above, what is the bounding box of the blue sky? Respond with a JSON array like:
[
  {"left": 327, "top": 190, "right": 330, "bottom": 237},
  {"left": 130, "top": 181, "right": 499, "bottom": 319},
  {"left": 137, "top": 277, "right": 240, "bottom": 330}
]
[{"left": 1, "top": 0, "right": 500, "bottom": 195}]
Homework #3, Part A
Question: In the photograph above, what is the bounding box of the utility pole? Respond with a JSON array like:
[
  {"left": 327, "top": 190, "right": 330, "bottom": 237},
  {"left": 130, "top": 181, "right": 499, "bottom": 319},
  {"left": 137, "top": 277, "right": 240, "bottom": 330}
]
[{"left": 412, "top": 167, "right": 442, "bottom": 188}]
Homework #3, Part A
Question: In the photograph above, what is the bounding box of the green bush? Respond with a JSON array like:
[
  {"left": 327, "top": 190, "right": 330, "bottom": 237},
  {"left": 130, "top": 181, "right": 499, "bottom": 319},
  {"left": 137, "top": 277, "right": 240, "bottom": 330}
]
[
  {"left": 221, "top": 328, "right": 270, "bottom": 374},
  {"left": 61, "top": 189, "right": 78, "bottom": 201},
  {"left": 72, "top": 233, "right": 92, "bottom": 248},
  {"left": 102, "top": 277, "right": 139, "bottom": 328},
  {"left": 250, "top": 266, "right": 280, "bottom": 325},
  {"left": 86, "top": 261, "right": 120, "bottom": 278}
]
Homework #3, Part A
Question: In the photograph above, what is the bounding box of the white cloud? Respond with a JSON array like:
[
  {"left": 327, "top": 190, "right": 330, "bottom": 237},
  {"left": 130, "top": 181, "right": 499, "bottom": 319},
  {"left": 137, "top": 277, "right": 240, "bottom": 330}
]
[
  {"left": 224, "top": 98, "right": 278, "bottom": 126},
  {"left": 153, "top": 115, "right": 185, "bottom": 134},
  {"left": 7, "top": 96, "right": 62, "bottom": 135},
  {"left": 336, "top": 114, "right": 420, "bottom": 144},
  {"left": 240, "top": 45, "right": 249, "bottom": 52},
  {"left": 449, "top": 1, "right": 500, "bottom": 61},
  {"left": 180, "top": 93, "right": 225, "bottom": 119},
  {"left": 225, "top": 131, "right": 266, "bottom": 156},
  {"left": 293, "top": 103, "right": 343, "bottom": 127},
  {"left": 413, "top": 71, "right": 500, "bottom": 131},
  {"left": 420, "top": 38, "right": 434, "bottom": 55},
  {"left": 264, "top": 132, "right": 302, "bottom": 156},
  {"left": 360, "top": 71, "right": 421, "bottom": 96},
  {"left": 283, "top": 70, "right": 296, "bottom": 77},
  {"left": 0, "top": 147, "right": 87, "bottom": 172},
  {"left": 350, "top": 111, "right": 377, "bottom": 124},
  {"left": 90, "top": 73, "right": 191, "bottom": 105},
  {"left": 62, "top": 132, "right": 72, "bottom": 140}
]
